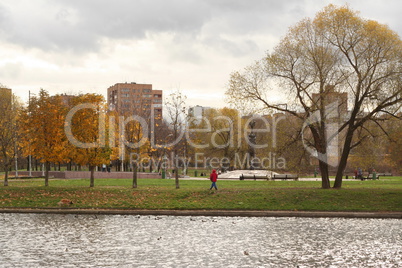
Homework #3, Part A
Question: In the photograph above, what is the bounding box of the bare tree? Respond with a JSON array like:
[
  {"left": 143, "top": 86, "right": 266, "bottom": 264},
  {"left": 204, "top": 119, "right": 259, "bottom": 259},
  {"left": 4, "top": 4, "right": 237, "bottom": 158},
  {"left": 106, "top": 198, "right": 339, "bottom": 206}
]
[
  {"left": 165, "top": 90, "right": 187, "bottom": 189},
  {"left": 226, "top": 4, "right": 402, "bottom": 188}
]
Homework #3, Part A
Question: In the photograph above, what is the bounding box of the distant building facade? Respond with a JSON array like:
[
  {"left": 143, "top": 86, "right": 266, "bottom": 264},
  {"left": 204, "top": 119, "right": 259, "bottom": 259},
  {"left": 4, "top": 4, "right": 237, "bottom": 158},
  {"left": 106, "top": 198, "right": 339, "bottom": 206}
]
[
  {"left": 107, "top": 82, "right": 163, "bottom": 120},
  {"left": 59, "top": 94, "right": 75, "bottom": 106},
  {"left": 0, "top": 87, "right": 12, "bottom": 103},
  {"left": 311, "top": 85, "right": 349, "bottom": 167},
  {"left": 188, "top": 105, "right": 211, "bottom": 124},
  {"left": 312, "top": 85, "right": 348, "bottom": 119}
]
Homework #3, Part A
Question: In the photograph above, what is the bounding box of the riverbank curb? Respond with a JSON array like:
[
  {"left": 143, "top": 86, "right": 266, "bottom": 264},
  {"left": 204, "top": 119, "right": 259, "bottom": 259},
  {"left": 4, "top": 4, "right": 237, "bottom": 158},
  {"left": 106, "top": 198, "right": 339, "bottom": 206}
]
[{"left": 0, "top": 208, "right": 401, "bottom": 219}]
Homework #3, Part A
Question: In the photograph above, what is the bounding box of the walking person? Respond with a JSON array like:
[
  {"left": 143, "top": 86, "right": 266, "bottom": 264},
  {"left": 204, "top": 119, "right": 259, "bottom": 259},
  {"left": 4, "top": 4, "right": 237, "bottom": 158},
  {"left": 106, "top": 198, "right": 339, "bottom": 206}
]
[
  {"left": 358, "top": 168, "right": 363, "bottom": 180},
  {"left": 209, "top": 169, "right": 218, "bottom": 190}
]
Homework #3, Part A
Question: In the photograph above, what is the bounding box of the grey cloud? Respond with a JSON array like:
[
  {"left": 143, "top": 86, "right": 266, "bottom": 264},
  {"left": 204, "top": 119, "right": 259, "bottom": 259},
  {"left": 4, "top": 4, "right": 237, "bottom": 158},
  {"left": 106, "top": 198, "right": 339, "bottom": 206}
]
[
  {"left": 0, "top": 4, "right": 11, "bottom": 36},
  {"left": 1, "top": 0, "right": 401, "bottom": 57},
  {"left": 0, "top": 4, "right": 6, "bottom": 23},
  {"left": 203, "top": 36, "right": 259, "bottom": 58},
  {"left": 1, "top": 0, "right": 214, "bottom": 52},
  {"left": 0, "top": 1, "right": 99, "bottom": 52},
  {"left": 0, "top": 0, "right": 303, "bottom": 53},
  {"left": 65, "top": 0, "right": 301, "bottom": 37}
]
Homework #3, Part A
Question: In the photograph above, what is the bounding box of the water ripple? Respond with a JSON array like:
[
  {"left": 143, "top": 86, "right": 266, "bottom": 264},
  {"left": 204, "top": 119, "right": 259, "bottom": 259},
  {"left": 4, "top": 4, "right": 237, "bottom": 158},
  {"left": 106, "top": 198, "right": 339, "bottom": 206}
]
[{"left": 0, "top": 214, "right": 400, "bottom": 267}]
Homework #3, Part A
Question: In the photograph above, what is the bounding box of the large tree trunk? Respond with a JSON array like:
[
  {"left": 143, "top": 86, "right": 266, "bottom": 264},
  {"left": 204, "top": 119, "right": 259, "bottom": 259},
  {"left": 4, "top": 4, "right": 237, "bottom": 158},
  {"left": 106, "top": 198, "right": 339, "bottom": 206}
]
[
  {"left": 310, "top": 123, "right": 331, "bottom": 189},
  {"left": 4, "top": 164, "right": 9, "bottom": 186},
  {"left": 319, "top": 161, "right": 331, "bottom": 189},
  {"left": 89, "top": 165, "right": 95, "bottom": 187},
  {"left": 157, "top": 158, "right": 162, "bottom": 173},
  {"left": 132, "top": 161, "right": 138, "bottom": 188},
  {"left": 334, "top": 128, "right": 355, "bottom": 188},
  {"left": 175, "top": 166, "right": 179, "bottom": 189},
  {"left": 149, "top": 158, "right": 153, "bottom": 173},
  {"left": 67, "top": 162, "right": 72, "bottom": 171},
  {"left": 174, "top": 149, "right": 180, "bottom": 189},
  {"left": 44, "top": 161, "right": 50, "bottom": 187}
]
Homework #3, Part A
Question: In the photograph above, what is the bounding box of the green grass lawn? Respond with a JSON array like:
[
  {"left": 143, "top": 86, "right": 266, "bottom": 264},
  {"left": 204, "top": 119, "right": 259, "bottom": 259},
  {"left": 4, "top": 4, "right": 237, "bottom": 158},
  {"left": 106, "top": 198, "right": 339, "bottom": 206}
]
[{"left": 0, "top": 175, "right": 401, "bottom": 212}]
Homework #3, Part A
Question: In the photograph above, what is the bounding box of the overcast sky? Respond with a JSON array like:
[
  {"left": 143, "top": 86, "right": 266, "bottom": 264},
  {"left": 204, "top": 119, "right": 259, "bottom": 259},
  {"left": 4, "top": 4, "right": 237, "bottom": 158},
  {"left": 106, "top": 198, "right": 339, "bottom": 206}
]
[{"left": 1, "top": 0, "right": 401, "bottom": 108}]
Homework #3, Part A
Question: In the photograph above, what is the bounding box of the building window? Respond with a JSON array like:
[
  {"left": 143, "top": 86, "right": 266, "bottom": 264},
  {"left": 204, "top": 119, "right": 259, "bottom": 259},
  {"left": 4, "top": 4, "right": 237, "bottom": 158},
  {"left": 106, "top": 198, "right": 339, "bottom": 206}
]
[{"left": 143, "top": 94, "right": 152, "bottom": 98}]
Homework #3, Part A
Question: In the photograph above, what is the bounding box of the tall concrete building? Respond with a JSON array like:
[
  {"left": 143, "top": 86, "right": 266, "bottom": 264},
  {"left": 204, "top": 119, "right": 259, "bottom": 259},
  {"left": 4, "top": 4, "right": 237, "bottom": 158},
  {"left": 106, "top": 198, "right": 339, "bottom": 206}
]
[
  {"left": 0, "top": 87, "right": 12, "bottom": 103},
  {"left": 188, "top": 105, "right": 211, "bottom": 124},
  {"left": 312, "top": 85, "right": 348, "bottom": 119},
  {"left": 59, "top": 93, "right": 74, "bottom": 106},
  {"left": 311, "top": 85, "right": 348, "bottom": 167},
  {"left": 107, "top": 82, "right": 163, "bottom": 120}
]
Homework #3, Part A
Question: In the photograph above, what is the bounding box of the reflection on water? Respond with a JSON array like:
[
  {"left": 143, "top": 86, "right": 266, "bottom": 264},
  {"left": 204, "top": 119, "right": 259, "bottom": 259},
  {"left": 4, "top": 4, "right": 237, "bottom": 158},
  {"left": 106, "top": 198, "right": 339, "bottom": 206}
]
[{"left": 0, "top": 213, "right": 400, "bottom": 267}]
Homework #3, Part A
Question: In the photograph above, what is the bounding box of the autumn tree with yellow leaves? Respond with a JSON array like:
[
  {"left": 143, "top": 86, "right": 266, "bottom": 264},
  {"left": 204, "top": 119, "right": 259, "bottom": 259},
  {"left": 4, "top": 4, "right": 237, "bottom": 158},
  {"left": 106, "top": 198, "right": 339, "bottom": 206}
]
[
  {"left": 19, "top": 89, "right": 67, "bottom": 186},
  {"left": 191, "top": 107, "right": 244, "bottom": 170},
  {"left": 0, "top": 88, "right": 21, "bottom": 186},
  {"left": 116, "top": 92, "right": 159, "bottom": 188},
  {"left": 65, "top": 94, "right": 112, "bottom": 187},
  {"left": 122, "top": 116, "right": 151, "bottom": 188}
]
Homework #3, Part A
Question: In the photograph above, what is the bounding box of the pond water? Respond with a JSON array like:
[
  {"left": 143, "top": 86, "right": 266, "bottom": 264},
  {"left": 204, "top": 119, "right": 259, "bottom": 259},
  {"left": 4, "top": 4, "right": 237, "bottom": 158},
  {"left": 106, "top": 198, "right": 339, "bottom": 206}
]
[{"left": 0, "top": 213, "right": 400, "bottom": 267}]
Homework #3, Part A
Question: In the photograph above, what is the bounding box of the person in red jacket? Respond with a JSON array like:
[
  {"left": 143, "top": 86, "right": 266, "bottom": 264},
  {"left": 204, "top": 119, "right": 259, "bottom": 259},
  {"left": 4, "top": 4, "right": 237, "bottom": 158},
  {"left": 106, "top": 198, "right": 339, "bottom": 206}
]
[{"left": 209, "top": 169, "right": 218, "bottom": 190}]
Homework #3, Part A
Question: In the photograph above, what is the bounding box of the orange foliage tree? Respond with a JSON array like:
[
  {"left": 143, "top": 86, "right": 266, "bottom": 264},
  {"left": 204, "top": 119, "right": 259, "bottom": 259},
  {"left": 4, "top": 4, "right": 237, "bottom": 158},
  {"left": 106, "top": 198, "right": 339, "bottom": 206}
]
[
  {"left": 0, "top": 88, "right": 20, "bottom": 186},
  {"left": 19, "top": 89, "right": 67, "bottom": 186},
  {"left": 64, "top": 94, "right": 112, "bottom": 187}
]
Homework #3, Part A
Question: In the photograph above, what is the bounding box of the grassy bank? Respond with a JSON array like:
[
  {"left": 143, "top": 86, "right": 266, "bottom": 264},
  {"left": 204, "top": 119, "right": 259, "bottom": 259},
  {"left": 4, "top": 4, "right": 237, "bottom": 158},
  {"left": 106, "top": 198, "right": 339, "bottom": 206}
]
[{"left": 0, "top": 177, "right": 401, "bottom": 212}]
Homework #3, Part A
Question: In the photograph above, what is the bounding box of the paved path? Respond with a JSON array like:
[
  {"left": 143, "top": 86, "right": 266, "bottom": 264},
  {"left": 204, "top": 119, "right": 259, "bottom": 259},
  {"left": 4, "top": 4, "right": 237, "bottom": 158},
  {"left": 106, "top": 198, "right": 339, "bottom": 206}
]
[
  {"left": 0, "top": 208, "right": 400, "bottom": 219},
  {"left": 178, "top": 176, "right": 330, "bottom": 181}
]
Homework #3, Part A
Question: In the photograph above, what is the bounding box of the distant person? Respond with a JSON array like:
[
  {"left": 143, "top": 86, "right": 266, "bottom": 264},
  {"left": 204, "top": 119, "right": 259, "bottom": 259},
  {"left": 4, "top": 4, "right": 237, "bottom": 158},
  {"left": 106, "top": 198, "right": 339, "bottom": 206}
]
[
  {"left": 358, "top": 168, "right": 363, "bottom": 180},
  {"left": 209, "top": 169, "right": 218, "bottom": 190}
]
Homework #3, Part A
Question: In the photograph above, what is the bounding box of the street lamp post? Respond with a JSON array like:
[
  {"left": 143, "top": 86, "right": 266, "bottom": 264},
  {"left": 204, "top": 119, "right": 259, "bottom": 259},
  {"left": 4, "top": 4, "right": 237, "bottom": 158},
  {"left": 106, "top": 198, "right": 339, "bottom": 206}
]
[
  {"left": 163, "top": 153, "right": 167, "bottom": 179},
  {"left": 164, "top": 134, "right": 173, "bottom": 179},
  {"left": 28, "top": 90, "right": 32, "bottom": 177},
  {"left": 248, "top": 120, "right": 256, "bottom": 170},
  {"left": 12, "top": 93, "right": 18, "bottom": 178}
]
